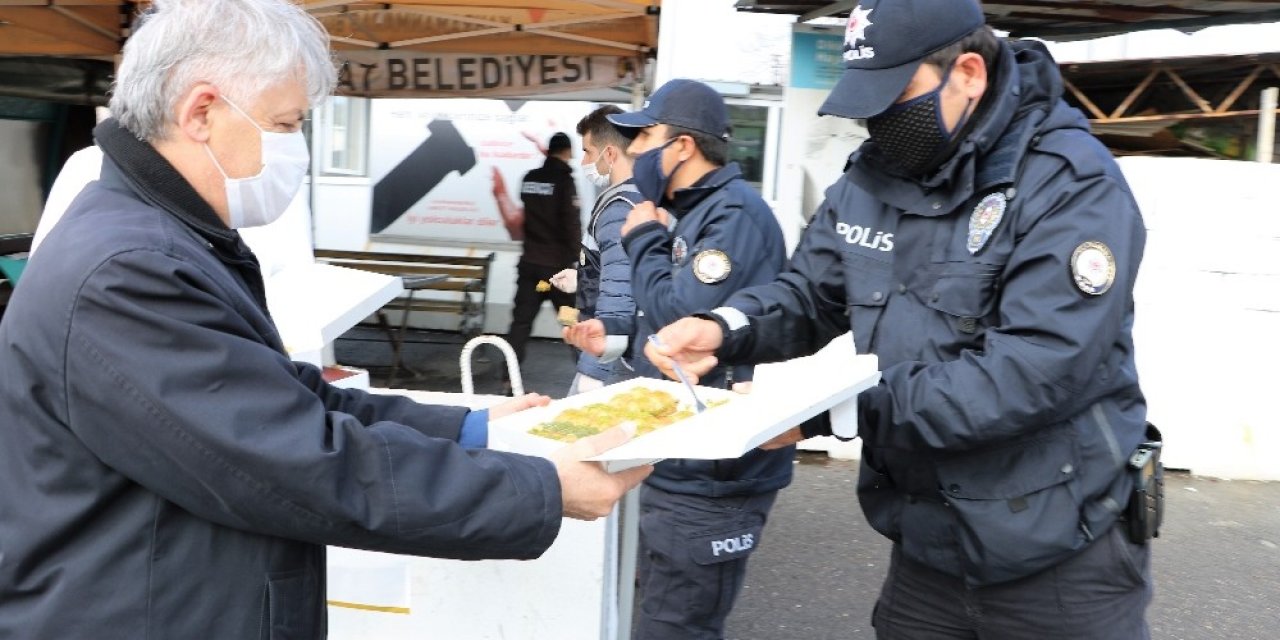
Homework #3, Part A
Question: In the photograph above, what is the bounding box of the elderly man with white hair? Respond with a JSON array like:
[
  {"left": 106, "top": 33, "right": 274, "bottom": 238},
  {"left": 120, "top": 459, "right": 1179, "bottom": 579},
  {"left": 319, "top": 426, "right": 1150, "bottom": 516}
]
[{"left": 0, "top": 1, "right": 649, "bottom": 637}]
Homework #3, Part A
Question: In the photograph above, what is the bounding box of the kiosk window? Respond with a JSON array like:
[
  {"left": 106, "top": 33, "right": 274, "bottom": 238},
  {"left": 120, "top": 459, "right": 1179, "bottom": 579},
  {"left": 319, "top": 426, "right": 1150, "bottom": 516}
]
[
  {"left": 728, "top": 104, "right": 767, "bottom": 186},
  {"left": 319, "top": 97, "right": 368, "bottom": 176}
]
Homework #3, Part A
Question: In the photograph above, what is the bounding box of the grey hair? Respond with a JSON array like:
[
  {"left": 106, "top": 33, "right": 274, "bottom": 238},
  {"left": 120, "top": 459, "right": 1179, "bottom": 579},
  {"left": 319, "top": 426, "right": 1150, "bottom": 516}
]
[{"left": 109, "top": 0, "right": 336, "bottom": 141}]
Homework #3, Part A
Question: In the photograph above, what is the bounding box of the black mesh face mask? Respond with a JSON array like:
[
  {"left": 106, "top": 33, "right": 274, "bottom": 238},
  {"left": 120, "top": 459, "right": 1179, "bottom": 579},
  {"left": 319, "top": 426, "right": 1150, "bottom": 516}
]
[{"left": 866, "top": 65, "right": 970, "bottom": 177}]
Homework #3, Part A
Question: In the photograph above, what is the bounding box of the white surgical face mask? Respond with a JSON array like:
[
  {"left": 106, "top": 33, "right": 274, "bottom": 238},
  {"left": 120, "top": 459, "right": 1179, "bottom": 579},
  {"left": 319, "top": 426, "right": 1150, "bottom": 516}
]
[
  {"left": 582, "top": 146, "right": 614, "bottom": 189},
  {"left": 204, "top": 96, "right": 309, "bottom": 229}
]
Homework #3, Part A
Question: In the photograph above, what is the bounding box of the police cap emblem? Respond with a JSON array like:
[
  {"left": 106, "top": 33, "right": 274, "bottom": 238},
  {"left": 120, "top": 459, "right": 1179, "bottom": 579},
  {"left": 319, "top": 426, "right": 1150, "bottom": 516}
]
[
  {"left": 692, "top": 250, "right": 732, "bottom": 284},
  {"left": 967, "top": 192, "right": 1006, "bottom": 254},
  {"left": 1071, "top": 241, "right": 1116, "bottom": 296}
]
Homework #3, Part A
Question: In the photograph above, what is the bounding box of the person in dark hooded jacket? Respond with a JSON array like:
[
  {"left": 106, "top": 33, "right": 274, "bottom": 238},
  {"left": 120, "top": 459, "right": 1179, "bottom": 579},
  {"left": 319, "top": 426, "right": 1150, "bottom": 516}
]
[
  {"left": 0, "top": 1, "right": 649, "bottom": 637},
  {"left": 645, "top": 1, "right": 1154, "bottom": 638}
]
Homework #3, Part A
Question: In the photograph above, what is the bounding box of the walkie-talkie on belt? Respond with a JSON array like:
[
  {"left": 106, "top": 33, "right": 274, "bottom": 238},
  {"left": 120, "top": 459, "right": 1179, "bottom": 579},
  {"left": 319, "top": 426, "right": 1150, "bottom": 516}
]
[{"left": 1125, "top": 423, "right": 1164, "bottom": 544}]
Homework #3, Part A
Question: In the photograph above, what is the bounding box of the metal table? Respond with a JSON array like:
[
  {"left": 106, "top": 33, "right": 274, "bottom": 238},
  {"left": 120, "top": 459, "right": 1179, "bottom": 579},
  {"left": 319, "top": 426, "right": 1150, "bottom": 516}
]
[{"left": 379, "top": 273, "right": 448, "bottom": 385}]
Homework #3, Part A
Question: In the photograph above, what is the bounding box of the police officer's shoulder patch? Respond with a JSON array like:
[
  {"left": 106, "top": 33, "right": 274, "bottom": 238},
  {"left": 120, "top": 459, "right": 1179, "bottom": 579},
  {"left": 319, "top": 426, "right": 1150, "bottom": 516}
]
[
  {"left": 1070, "top": 241, "right": 1116, "bottom": 296},
  {"left": 692, "top": 250, "right": 732, "bottom": 284}
]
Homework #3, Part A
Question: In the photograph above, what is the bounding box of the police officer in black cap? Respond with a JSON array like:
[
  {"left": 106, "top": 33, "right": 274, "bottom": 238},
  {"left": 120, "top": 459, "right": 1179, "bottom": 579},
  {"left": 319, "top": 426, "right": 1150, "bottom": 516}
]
[
  {"left": 646, "top": 1, "right": 1156, "bottom": 637},
  {"left": 506, "top": 131, "right": 581, "bottom": 374},
  {"left": 607, "top": 79, "right": 794, "bottom": 640}
]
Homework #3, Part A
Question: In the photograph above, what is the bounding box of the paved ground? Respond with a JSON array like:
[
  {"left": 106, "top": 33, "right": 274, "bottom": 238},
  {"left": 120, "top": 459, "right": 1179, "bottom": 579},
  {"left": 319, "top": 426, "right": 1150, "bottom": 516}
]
[
  {"left": 336, "top": 326, "right": 1280, "bottom": 640},
  {"left": 334, "top": 325, "right": 579, "bottom": 398},
  {"left": 726, "top": 458, "right": 1280, "bottom": 640}
]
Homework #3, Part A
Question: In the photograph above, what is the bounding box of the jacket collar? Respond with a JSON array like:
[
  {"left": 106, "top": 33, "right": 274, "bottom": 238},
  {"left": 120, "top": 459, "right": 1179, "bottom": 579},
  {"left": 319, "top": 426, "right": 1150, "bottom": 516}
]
[
  {"left": 970, "top": 40, "right": 1070, "bottom": 191},
  {"left": 594, "top": 178, "right": 638, "bottom": 206},
  {"left": 94, "top": 118, "right": 253, "bottom": 260},
  {"left": 543, "top": 155, "right": 572, "bottom": 174},
  {"left": 668, "top": 162, "right": 743, "bottom": 215}
]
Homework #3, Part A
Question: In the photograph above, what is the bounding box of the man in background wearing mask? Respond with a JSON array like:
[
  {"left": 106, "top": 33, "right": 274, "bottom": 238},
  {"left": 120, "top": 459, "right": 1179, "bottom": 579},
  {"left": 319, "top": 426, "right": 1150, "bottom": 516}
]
[
  {"left": 0, "top": 1, "right": 649, "bottom": 636},
  {"left": 554, "top": 105, "right": 643, "bottom": 394},
  {"left": 645, "top": 1, "right": 1154, "bottom": 637},
  {"left": 606, "top": 79, "right": 795, "bottom": 640}
]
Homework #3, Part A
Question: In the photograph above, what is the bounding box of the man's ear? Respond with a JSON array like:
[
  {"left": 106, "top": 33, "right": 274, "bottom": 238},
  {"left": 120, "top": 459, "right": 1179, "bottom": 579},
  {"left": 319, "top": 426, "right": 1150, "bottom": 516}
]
[
  {"left": 676, "top": 135, "right": 697, "bottom": 162},
  {"left": 173, "top": 83, "right": 219, "bottom": 144},
  {"left": 954, "top": 52, "right": 988, "bottom": 100}
]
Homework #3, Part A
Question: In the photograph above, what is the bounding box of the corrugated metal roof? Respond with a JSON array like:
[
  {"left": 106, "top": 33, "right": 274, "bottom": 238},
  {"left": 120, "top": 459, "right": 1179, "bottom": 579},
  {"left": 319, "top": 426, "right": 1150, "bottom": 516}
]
[{"left": 735, "top": 1, "right": 1280, "bottom": 40}]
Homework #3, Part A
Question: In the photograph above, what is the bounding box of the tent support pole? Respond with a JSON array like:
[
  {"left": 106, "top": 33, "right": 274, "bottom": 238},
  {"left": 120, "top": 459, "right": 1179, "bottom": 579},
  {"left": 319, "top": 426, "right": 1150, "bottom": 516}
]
[{"left": 1257, "top": 87, "right": 1277, "bottom": 163}]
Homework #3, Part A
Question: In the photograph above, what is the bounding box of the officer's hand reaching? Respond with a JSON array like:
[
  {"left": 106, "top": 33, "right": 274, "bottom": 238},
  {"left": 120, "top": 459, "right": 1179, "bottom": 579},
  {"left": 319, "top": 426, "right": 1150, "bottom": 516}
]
[
  {"left": 551, "top": 425, "right": 652, "bottom": 520},
  {"left": 644, "top": 317, "right": 724, "bottom": 384},
  {"left": 759, "top": 427, "right": 806, "bottom": 450},
  {"left": 724, "top": 382, "right": 806, "bottom": 450},
  {"left": 563, "top": 318, "right": 607, "bottom": 357},
  {"left": 622, "top": 200, "right": 670, "bottom": 236}
]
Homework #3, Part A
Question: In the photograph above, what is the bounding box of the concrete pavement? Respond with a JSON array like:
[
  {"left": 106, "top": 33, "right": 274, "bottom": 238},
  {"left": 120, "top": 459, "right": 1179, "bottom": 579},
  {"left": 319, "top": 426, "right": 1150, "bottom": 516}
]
[{"left": 726, "top": 455, "right": 1280, "bottom": 640}]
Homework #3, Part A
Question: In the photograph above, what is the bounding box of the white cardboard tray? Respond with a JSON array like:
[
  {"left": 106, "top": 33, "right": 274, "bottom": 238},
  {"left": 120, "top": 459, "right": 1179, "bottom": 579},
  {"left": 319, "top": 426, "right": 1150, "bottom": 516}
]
[
  {"left": 488, "top": 334, "right": 880, "bottom": 471},
  {"left": 266, "top": 262, "right": 403, "bottom": 363}
]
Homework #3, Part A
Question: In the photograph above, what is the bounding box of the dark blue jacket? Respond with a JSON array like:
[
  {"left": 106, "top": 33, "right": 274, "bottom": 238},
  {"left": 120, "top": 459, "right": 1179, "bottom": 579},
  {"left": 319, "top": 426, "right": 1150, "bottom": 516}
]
[
  {"left": 0, "top": 120, "right": 563, "bottom": 638},
  {"left": 623, "top": 162, "right": 794, "bottom": 498},
  {"left": 575, "top": 180, "right": 641, "bottom": 381},
  {"left": 715, "top": 42, "right": 1148, "bottom": 586}
]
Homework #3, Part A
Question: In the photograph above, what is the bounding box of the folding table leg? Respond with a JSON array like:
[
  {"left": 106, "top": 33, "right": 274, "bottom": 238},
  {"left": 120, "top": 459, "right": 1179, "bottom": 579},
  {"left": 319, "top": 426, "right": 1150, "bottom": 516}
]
[{"left": 381, "top": 289, "right": 421, "bottom": 386}]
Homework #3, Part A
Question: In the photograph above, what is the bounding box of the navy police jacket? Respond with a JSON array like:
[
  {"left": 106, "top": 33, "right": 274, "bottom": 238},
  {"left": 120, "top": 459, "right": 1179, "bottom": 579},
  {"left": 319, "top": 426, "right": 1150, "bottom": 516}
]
[
  {"left": 715, "top": 41, "right": 1148, "bottom": 586},
  {"left": 575, "top": 180, "right": 641, "bottom": 381},
  {"left": 623, "top": 162, "right": 794, "bottom": 498},
  {"left": 0, "top": 120, "right": 563, "bottom": 638}
]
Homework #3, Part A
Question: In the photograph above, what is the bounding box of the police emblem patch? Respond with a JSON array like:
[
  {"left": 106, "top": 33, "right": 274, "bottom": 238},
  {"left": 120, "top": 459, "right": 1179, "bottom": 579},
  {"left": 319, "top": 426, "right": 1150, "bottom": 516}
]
[
  {"left": 1070, "top": 241, "right": 1116, "bottom": 296},
  {"left": 844, "top": 6, "right": 873, "bottom": 48},
  {"left": 967, "top": 192, "right": 1006, "bottom": 254},
  {"left": 672, "top": 237, "right": 689, "bottom": 265},
  {"left": 692, "top": 250, "right": 732, "bottom": 284}
]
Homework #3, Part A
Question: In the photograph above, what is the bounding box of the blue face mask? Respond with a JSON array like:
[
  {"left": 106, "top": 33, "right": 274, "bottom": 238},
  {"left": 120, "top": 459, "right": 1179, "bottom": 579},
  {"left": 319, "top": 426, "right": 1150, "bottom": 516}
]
[{"left": 631, "top": 137, "right": 685, "bottom": 204}]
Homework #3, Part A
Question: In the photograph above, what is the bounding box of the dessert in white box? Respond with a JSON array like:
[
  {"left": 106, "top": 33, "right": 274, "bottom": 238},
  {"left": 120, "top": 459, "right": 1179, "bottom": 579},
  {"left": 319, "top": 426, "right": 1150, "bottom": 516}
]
[
  {"left": 488, "top": 378, "right": 737, "bottom": 470},
  {"left": 529, "top": 385, "right": 730, "bottom": 442},
  {"left": 488, "top": 336, "right": 881, "bottom": 472}
]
